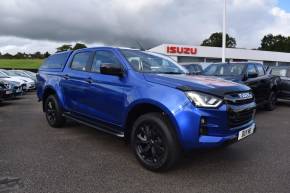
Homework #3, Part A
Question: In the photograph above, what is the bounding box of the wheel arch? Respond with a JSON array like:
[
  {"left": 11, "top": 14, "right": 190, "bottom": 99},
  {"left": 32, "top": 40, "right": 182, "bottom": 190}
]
[
  {"left": 124, "top": 100, "right": 181, "bottom": 142},
  {"left": 42, "top": 86, "right": 64, "bottom": 112}
]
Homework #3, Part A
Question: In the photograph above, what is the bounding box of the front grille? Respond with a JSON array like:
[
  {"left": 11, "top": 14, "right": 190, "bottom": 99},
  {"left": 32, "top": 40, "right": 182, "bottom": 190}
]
[
  {"left": 225, "top": 92, "right": 256, "bottom": 128},
  {"left": 228, "top": 108, "right": 255, "bottom": 127},
  {"left": 224, "top": 92, "right": 255, "bottom": 105},
  {"left": 225, "top": 98, "right": 254, "bottom": 105}
]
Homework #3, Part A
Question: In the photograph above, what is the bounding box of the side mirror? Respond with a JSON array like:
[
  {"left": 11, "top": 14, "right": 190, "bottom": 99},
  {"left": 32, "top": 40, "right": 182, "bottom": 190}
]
[
  {"left": 100, "top": 63, "right": 123, "bottom": 77},
  {"left": 247, "top": 72, "right": 258, "bottom": 79}
]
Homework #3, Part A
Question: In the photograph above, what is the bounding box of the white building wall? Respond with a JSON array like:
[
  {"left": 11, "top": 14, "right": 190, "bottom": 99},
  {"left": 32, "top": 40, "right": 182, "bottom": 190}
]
[{"left": 149, "top": 44, "right": 290, "bottom": 63}]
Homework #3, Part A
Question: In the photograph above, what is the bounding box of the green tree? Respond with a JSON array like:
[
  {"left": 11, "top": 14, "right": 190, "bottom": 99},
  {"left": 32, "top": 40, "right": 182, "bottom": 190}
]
[
  {"left": 32, "top": 51, "right": 43, "bottom": 59},
  {"left": 72, "top": 43, "right": 87, "bottom": 50},
  {"left": 201, "top": 32, "right": 236, "bottom": 48},
  {"left": 2, "top": 53, "right": 13, "bottom": 59},
  {"left": 259, "top": 34, "right": 290, "bottom": 53},
  {"left": 56, "top": 44, "right": 72, "bottom": 52},
  {"left": 44, "top": 51, "right": 50, "bottom": 58},
  {"left": 14, "top": 52, "right": 25, "bottom": 59}
]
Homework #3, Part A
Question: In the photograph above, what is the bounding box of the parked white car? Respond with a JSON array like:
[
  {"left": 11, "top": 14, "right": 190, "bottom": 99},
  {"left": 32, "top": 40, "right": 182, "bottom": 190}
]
[
  {"left": 0, "top": 70, "right": 35, "bottom": 91},
  {"left": 11, "top": 70, "right": 37, "bottom": 83},
  {"left": 0, "top": 72, "right": 24, "bottom": 96}
]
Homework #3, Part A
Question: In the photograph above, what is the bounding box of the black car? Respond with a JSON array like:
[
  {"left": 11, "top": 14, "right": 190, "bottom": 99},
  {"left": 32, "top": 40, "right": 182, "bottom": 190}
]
[
  {"left": 0, "top": 82, "right": 5, "bottom": 102},
  {"left": 182, "top": 63, "right": 203, "bottom": 75},
  {"left": 203, "top": 62, "right": 281, "bottom": 110},
  {"left": 268, "top": 66, "right": 290, "bottom": 100},
  {"left": 0, "top": 80, "right": 13, "bottom": 100}
]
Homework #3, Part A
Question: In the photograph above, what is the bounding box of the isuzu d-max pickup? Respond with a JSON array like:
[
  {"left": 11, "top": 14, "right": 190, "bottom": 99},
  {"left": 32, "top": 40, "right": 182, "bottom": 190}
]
[{"left": 37, "top": 47, "right": 256, "bottom": 171}]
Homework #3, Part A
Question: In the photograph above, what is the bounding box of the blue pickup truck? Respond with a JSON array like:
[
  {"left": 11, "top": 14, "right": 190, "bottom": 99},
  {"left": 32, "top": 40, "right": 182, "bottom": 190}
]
[{"left": 37, "top": 47, "right": 256, "bottom": 171}]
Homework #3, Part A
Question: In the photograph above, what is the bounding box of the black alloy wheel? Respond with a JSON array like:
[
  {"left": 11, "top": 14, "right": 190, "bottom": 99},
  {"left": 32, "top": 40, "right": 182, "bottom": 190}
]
[
  {"left": 46, "top": 98, "right": 57, "bottom": 124},
  {"left": 44, "top": 95, "right": 65, "bottom": 127},
  {"left": 265, "top": 91, "right": 277, "bottom": 111},
  {"left": 131, "top": 113, "right": 180, "bottom": 171},
  {"left": 134, "top": 121, "right": 168, "bottom": 168}
]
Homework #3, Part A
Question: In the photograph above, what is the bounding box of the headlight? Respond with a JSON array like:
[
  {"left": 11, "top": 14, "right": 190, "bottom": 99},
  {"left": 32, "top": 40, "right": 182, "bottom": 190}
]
[{"left": 185, "top": 91, "right": 223, "bottom": 108}]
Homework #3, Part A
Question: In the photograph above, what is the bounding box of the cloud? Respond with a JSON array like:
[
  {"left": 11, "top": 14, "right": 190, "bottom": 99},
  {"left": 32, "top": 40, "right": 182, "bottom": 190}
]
[
  {"left": 0, "top": 0, "right": 289, "bottom": 54},
  {"left": 262, "top": 6, "right": 290, "bottom": 35},
  {"left": 0, "top": 36, "right": 104, "bottom": 54}
]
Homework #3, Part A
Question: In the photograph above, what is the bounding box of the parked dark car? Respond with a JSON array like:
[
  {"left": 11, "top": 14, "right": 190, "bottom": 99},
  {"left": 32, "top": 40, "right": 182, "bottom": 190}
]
[
  {"left": 0, "top": 80, "right": 14, "bottom": 99},
  {"left": 0, "top": 83, "right": 5, "bottom": 102},
  {"left": 268, "top": 66, "right": 290, "bottom": 100},
  {"left": 182, "top": 63, "right": 203, "bottom": 75},
  {"left": 203, "top": 62, "right": 281, "bottom": 110}
]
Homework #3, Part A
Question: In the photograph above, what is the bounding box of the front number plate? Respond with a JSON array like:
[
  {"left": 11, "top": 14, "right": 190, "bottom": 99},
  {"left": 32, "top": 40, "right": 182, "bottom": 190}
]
[
  {"left": 6, "top": 90, "right": 12, "bottom": 94},
  {"left": 238, "top": 124, "right": 255, "bottom": 140}
]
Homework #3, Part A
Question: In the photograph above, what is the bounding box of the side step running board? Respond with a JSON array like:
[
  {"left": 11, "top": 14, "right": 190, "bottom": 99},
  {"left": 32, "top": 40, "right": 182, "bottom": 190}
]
[{"left": 63, "top": 113, "right": 125, "bottom": 138}]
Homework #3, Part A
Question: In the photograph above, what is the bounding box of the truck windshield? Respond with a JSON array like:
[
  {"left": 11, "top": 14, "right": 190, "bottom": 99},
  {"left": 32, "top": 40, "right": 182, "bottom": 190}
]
[
  {"left": 203, "top": 63, "right": 245, "bottom": 76},
  {"left": 120, "top": 49, "right": 187, "bottom": 74}
]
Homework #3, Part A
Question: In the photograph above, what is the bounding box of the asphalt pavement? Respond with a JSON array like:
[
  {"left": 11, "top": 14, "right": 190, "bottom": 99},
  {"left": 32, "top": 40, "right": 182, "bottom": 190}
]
[{"left": 0, "top": 93, "right": 289, "bottom": 193}]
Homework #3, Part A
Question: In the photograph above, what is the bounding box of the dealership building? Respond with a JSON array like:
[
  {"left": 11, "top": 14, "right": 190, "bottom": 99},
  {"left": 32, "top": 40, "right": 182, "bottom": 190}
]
[{"left": 149, "top": 44, "right": 290, "bottom": 67}]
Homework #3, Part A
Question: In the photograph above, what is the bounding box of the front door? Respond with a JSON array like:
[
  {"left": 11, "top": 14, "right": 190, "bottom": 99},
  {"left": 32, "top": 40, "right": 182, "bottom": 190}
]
[
  {"left": 254, "top": 63, "right": 271, "bottom": 102},
  {"left": 85, "top": 49, "right": 127, "bottom": 126},
  {"left": 245, "top": 63, "right": 262, "bottom": 103}
]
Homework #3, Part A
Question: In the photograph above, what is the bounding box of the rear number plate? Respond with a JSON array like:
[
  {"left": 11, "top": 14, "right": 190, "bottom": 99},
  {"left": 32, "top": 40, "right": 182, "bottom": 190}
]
[{"left": 238, "top": 124, "right": 255, "bottom": 140}]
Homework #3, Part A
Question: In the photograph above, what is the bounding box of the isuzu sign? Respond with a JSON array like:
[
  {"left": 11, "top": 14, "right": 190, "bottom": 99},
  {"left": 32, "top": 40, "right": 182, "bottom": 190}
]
[{"left": 166, "top": 46, "right": 197, "bottom": 55}]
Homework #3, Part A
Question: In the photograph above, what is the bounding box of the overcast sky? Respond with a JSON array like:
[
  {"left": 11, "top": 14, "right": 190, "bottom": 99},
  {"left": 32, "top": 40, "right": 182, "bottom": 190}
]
[{"left": 0, "top": 0, "right": 290, "bottom": 54}]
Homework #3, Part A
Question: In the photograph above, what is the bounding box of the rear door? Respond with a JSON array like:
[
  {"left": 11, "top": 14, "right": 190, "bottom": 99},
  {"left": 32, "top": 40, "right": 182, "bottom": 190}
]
[
  {"left": 272, "top": 68, "right": 290, "bottom": 99},
  {"left": 244, "top": 64, "right": 262, "bottom": 103},
  {"left": 61, "top": 51, "right": 94, "bottom": 114}
]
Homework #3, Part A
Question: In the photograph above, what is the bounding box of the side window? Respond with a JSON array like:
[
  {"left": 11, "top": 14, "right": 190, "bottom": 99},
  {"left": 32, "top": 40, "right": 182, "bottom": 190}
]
[
  {"left": 41, "top": 52, "right": 71, "bottom": 69},
  {"left": 196, "top": 65, "right": 202, "bottom": 72},
  {"left": 91, "top": 50, "right": 121, "bottom": 73},
  {"left": 256, "top": 64, "right": 265, "bottom": 76},
  {"left": 247, "top": 64, "right": 257, "bottom": 74},
  {"left": 71, "top": 52, "right": 91, "bottom": 71},
  {"left": 287, "top": 69, "right": 290, "bottom": 77},
  {"left": 271, "top": 68, "right": 287, "bottom": 77},
  {"left": 205, "top": 65, "right": 218, "bottom": 75}
]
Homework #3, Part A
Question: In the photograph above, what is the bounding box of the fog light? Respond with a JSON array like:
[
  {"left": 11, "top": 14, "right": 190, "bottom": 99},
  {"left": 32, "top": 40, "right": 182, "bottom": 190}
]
[{"left": 200, "top": 117, "right": 208, "bottom": 135}]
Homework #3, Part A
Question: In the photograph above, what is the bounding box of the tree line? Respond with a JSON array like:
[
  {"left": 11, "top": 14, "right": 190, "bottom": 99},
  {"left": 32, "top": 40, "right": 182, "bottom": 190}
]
[
  {"left": 1, "top": 34, "right": 290, "bottom": 59},
  {"left": 201, "top": 32, "right": 290, "bottom": 53},
  {"left": 0, "top": 43, "right": 87, "bottom": 59}
]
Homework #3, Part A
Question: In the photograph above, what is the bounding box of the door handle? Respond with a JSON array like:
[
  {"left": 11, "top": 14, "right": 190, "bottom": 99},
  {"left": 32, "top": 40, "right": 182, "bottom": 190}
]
[
  {"left": 85, "top": 77, "right": 93, "bottom": 84},
  {"left": 63, "top": 74, "right": 70, "bottom": 80}
]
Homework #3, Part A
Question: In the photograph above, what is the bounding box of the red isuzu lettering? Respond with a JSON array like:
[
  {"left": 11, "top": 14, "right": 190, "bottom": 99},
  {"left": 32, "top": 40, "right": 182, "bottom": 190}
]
[{"left": 166, "top": 46, "right": 197, "bottom": 55}]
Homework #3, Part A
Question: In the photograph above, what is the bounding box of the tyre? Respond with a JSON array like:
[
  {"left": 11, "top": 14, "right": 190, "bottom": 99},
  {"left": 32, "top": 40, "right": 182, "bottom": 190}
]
[
  {"left": 265, "top": 91, "right": 277, "bottom": 111},
  {"left": 44, "top": 95, "right": 66, "bottom": 128},
  {"left": 130, "top": 113, "right": 180, "bottom": 171}
]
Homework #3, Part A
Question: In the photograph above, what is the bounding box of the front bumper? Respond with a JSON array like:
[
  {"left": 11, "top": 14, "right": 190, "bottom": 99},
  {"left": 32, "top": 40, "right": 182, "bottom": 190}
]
[
  {"left": 26, "top": 82, "right": 36, "bottom": 90},
  {"left": 198, "top": 121, "right": 256, "bottom": 148},
  {"left": 2, "top": 89, "right": 14, "bottom": 98},
  {"left": 13, "top": 86, "right": 23, "bottom": 96},
  {"left": 173, "top": 101, "right": 256, "bottom": 150}
]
